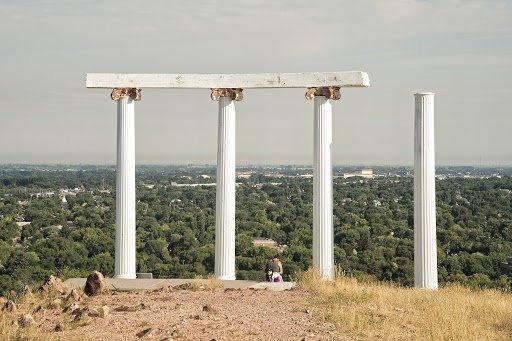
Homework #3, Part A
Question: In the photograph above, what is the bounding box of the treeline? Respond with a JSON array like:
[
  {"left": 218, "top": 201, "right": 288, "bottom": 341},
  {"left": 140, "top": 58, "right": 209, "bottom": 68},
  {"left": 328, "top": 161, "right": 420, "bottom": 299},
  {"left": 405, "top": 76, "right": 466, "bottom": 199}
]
[{"left": 1, "top": 169, "right": 511, "bottom": 295}]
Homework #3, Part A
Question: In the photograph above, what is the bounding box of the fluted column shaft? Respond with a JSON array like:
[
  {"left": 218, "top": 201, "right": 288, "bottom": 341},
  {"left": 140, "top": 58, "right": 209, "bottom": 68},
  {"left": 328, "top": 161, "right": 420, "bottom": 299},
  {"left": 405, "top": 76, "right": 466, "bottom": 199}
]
[
  {"left": 313, "top": 96, "right": 334, "bottom": 280},
  {"left": 414, "top": 92, "right": 438, "bottom": 290},
  {"left": 215, "top": 96, "right": 237, "bottom": 280},
  {"left": 115, "top": 96, "right": 136, "bottom": 279}
]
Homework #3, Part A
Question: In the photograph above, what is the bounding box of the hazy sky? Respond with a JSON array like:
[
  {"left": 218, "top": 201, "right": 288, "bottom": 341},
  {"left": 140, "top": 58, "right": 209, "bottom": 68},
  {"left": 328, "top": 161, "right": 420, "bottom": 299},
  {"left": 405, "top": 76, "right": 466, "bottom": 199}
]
[{"left": 0, "top": 0, "right": 511, "bottom": 166}]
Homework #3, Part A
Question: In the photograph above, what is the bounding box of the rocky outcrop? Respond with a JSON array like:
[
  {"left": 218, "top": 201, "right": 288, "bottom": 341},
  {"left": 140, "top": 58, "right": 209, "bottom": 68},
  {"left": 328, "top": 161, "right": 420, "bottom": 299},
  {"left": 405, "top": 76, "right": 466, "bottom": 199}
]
[{"left": 40, "top": 275, "right": 67, "bottom": 295}]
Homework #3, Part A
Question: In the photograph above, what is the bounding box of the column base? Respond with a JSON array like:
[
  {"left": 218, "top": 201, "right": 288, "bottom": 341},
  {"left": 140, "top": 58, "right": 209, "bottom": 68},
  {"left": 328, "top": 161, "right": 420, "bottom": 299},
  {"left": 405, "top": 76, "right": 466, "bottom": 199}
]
[
  {"left": 414, "top": 285, "right": 438, "bottom": 291},
  {"left": 114, "top": 274, "right": 137, "bottom": 279},
  {"left": 215, "top": 275, "right": 236, "bottom": 281},
  {"left": 315, "top": 268, "right": 334, "bottom": 281}
]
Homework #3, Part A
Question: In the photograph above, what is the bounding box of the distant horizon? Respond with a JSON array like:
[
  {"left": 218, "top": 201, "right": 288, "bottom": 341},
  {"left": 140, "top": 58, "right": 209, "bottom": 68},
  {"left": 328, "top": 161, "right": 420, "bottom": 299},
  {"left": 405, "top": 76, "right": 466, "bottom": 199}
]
[{"left": 1, "top": 162, "right": 511, "bottom": 169}]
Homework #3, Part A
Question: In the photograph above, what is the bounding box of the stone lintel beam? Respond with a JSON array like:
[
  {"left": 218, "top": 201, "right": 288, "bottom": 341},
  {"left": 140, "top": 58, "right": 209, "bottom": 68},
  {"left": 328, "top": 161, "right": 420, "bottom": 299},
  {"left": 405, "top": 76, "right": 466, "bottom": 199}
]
[{"left": 87, "top": 72, "right": 370, "bottom": 89}]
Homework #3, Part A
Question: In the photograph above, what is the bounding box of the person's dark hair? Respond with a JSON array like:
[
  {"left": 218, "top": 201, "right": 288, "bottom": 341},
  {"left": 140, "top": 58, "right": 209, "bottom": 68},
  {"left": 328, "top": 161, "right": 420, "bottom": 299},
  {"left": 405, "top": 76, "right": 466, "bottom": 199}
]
[{"left": 273, "top": 255, "right": 280, "bottom": 259}]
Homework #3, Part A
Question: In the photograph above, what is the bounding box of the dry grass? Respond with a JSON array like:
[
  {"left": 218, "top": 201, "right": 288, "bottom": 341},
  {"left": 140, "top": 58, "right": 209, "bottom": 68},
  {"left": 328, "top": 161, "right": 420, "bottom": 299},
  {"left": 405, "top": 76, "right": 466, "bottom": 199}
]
[
  {"left": 297, "top": 269, "right": 512, "bottom": 340},
  {"left": 0, "top": 289, "right": 55, "bottom": 341},
  {"left": 186, "top": 275, "right": 223, "bottom": 291},
  {"left": 0, "top": 285, "right": 88, "bottom": 341}
]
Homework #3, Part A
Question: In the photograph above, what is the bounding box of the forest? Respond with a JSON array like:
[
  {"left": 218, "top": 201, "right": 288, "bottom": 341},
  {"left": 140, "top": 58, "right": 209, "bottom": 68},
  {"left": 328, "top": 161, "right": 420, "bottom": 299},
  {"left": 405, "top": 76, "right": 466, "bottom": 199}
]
[{"left": 1, "top": 165, "right": 511, "bottom": 295}]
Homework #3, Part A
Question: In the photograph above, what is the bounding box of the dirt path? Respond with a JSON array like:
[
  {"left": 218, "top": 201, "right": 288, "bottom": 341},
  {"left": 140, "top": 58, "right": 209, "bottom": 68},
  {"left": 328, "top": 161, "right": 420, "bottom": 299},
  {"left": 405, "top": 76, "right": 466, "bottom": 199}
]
[{"left": 45, "top": 288, "right": 345, "bottom": 340}]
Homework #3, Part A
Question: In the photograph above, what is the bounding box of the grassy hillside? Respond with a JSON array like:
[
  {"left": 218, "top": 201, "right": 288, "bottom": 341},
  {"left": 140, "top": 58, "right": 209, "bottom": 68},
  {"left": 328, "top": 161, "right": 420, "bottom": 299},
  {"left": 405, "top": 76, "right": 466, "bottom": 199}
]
[{"left": 298, "top": 270, "right": 512, "bottom": 340}]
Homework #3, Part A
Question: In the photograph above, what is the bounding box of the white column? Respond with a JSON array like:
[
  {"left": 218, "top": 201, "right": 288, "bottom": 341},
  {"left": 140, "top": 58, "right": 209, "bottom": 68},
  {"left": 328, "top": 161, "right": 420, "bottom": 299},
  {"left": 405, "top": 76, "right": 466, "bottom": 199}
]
[
  {"left": 114, "top": 91, "right": 137, "bottom": 279},
  {"left": 414, "top": 92, "right": 438, "bottom": 290},
  {"left": 313, "top": 95, "right": 334, "bottom": 280},
  {"left": 215, "top": 95, "right": 237, "bottom": 280}
]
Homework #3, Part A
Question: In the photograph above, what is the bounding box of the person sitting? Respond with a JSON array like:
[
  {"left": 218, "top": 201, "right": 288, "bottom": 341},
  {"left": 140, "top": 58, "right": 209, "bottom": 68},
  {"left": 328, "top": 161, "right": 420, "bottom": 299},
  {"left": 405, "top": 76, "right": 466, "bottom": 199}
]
[
  {"left": 271, "top": 256, "right": 283, "bottom": 282},
  {"left": 265, "top": 257, "right": 279, "bottom": 282},
  {"left": 265, "top": 255, "right": 284, "bottom": 282}
]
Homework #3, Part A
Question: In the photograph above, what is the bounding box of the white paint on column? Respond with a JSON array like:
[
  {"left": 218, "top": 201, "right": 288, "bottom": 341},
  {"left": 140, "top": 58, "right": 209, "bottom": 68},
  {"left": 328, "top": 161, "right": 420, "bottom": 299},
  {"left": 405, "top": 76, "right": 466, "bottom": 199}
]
[
  {"left": 215, "top": 97, "right": 236, "bottom": 280},
  {"left": 313, "top": 96, "right": 334, "bottom": 280},
  {"left": 115, "top": 97, "right": 136, "bottom": 279},
  {"left": 414, "top": 92, "right": 438, "bottom": 290}
]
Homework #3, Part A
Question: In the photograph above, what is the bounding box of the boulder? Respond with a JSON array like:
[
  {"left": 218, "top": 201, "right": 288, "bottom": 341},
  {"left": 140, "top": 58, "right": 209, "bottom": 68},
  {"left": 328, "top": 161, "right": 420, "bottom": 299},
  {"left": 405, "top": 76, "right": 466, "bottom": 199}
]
[
  {"left": 70, "top": 306, "right": 86, "bottom": 317},
  {"left": 64, "top": 302, "right": 80, "bottom": 313},
  {"left": 72, "top": 307, "right": 89, "bottom": 322},
  {"left": 67, "top": 288, "right": 82, "bottom": 302},
  {"left": 99, "top": 305, "right": 109, "bottom": 318},
  {"left": 87, "top": 307, "right": 100, "bottom": 317},
  {"left": 40, "top": 275, "right": 67, "bottom": 295},
  {"left": 84, "top": 271, "right": 106, "bottom": 296}
]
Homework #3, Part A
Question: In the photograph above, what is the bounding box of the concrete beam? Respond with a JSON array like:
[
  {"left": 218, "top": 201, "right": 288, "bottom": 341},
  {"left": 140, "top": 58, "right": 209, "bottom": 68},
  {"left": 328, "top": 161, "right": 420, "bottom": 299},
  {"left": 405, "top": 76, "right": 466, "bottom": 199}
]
[{"left": 86, "top": 72, "right": 370, "bottom": 89}]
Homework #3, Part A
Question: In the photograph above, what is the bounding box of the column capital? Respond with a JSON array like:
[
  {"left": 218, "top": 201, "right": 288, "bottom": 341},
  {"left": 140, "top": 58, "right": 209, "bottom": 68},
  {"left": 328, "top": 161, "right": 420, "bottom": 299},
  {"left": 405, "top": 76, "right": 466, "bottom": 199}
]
[
  {"left": 305, "top": 86, "right": 341, "bottom": 101},
  {"left": 211, "top": 88, "right": 243, "bottom": 101},
  {"left": 111, "top": 88, "right": 141, "bottom": 101}
]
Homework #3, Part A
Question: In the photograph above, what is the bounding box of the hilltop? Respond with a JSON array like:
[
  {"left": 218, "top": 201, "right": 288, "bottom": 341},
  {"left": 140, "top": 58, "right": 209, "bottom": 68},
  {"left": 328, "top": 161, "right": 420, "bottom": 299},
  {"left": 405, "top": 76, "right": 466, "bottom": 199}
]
[{"left": 1, "top": 271, "right": 512, "bottom": 340}]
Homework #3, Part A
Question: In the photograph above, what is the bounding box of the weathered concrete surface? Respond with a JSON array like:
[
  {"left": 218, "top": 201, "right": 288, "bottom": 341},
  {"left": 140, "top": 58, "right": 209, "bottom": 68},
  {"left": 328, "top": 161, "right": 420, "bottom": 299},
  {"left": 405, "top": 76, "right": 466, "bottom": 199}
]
[
  {"left": 64, "top": 278, "right": 296, "bottom": 292},
  {"left": 86, "top": 71, "right": 370, "bottom": 88}
]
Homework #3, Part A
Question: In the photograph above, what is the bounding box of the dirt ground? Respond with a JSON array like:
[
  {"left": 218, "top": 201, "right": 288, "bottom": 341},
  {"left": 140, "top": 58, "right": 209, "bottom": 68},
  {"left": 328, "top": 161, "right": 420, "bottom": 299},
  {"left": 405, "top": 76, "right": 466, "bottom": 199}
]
[{"left": 40, "top": 288, "right": 345, "bottom": 340}]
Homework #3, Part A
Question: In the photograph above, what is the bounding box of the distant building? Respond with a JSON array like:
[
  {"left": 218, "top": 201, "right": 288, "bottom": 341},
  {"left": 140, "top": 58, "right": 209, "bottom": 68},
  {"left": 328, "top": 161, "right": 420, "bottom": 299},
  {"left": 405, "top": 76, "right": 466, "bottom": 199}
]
[
  {"left": 61, "top": 196, "right": 68, "bottom": 209},
  {"left": 343, "top": 169, "right": 374, "bottom": 179},
  {"left": 42, "top": 225, "right": 63, "bottom": 231},
  {"left": 171, "top": 181, "right": 216, "bottom": 187},
  {"left": 263, "top": 172, "right": 284, "bottom": 178},
  {"left": 15, "top": 221, "right": 31, "bottom": 229},
  {"left": 236, "top": 171, "right": 254, "bottom": 179},
  {"left": 251, "top": 237, "right": 277, "bottom": 248},
  {"left": 17, "top": 200, "right": 30, "bottom": 206}
]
